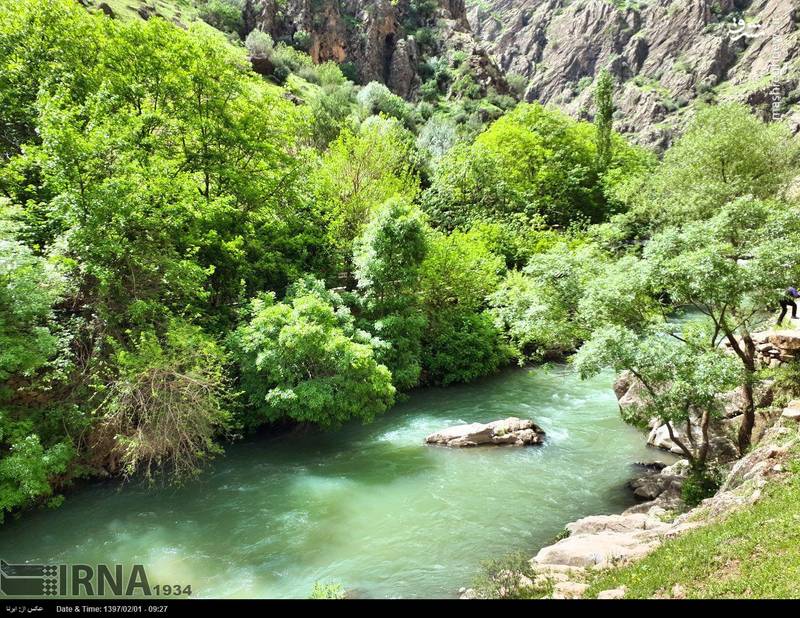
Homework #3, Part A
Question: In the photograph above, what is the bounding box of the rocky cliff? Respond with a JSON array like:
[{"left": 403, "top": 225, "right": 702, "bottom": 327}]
[
  {"left": 243, "top": 0, "right": 508, "bottom": 98},
  {"left": 467, "top": 0, "right": 800, "bottom": 148}
]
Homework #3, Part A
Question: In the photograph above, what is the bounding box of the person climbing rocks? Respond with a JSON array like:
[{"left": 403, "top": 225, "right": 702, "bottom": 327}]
[{"left": 777, "top": 286, "right": 800, "bottom": 325}]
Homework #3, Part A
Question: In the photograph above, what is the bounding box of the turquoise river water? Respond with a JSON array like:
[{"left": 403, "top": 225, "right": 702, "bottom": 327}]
[{"left": 0, "top": 365, "right": 675, "bottom": 598}]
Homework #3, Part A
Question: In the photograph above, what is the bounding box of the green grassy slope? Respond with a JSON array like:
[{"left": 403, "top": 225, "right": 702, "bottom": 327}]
[{"left": 586, "top": 451, "right": 800, "bottom": 599}]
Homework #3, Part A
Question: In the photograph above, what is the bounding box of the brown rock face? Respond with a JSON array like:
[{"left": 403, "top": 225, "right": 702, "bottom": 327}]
[
  {"left": 467, "top": 0, "right": 800, "bottom": 148},
  {"left": 243, "top": 0, "right": 507, "bottom": 98}
]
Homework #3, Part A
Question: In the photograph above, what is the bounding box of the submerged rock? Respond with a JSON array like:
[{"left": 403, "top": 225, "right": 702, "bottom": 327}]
[{"left": 425, "top": 417, "right": 545, "bottom": 448}]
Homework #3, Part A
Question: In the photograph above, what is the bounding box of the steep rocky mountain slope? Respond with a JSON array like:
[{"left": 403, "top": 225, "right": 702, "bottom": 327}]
[
  {"left": 468, "top": 0, "right": 800, "bottom": 148},
  {"left": 241, "top": 0, "right": 508, "bottom": 98},
  {"left": 82, "top": 1, "right": 799, "bottom": 147}
]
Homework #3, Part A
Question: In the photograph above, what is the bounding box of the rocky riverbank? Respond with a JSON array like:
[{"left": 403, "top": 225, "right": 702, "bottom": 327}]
[
  {"left": 460, "top": 399, "right": 800, "bottom": 598},
  {"left": 461, "top": 324, "right": 800, "bottom": 598}
]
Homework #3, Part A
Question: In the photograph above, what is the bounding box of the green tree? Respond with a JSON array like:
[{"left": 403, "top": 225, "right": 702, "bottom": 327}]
[
  {"left": 314, "top": 117, "right": 419, "bottom": 279},
  {"left": 353, "top": 198, "right": 429, "bottom": 390},
  {"left": 489, "top": 242, "right": 606, "bottom": 361},
  {"left": 594, "top": 69, "right": 614, "bottom": 171},
  {"left": 625, "top": 103, "right": 799, "bottom": 230},
  {"left": 641, "top": 196, "right": 800, "bottom": 452},
  {"left": 419, "top": 230, "right": 510, "bottom": 385},
  {"left": 230, "top": 278, "right": 395, "bottom": 428},
  {"left": 574, "top": 323, "right": 740, "bottom": 470},
  {"left": 423, "top": 103, "right": 646, "bottom": 228}
]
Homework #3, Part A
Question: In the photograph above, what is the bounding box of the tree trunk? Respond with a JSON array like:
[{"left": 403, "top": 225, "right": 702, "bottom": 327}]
[
  {"left": 697, "top": 408, "right": 710, "bottom": 470},
  {"left": 723, "top": 327, "right": 757, "bottom": 455},
  {"left": 737, "top": 381, "right": 756, "bottom": 455}
]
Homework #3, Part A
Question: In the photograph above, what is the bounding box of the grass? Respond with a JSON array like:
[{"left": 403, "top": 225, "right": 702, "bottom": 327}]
[{"left": 586, "top": 461, "right": 800, "bottom": 598}]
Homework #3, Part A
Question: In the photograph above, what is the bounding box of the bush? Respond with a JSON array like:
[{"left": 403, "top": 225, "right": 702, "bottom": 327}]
[
  {"left": 292, "top": 29, "right": 312, "bottom": 51},
  {"left": 309, "top": 581, "right": 345, "bottom": 599},
  {"left": 356, "top": 81, "right": 415, "bottom": 128},
  {"left": 681, "top": 467, "right": 723, "bottom": 507},
  {"left": 0, "top": 425, "right": 74, "bottom": 523},
  {"left": 96, "top": 321, "right": 231, "bottom": 483},
  {"left": 422, "top": 311, "right": 510, "bottom": 385},
  {"left": 471, "top": 552, "right": 554, "bottom": 599},
  {"left": 230, "top": 278, "right": 395, "bottom": 428},
  {"left": 244, "top": 29, "right": 273, "bottom": 57},
  {"left": 198, "top": 0, "right": 243, "bottom": 34}
]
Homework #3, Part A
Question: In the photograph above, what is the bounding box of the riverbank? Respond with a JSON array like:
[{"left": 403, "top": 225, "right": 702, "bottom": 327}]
[
  {"left": 463, "top": 410, "right": 800, "bottom": 599},
  {"left": 463, "top": 334, "right": 800, "bottom": 600}
]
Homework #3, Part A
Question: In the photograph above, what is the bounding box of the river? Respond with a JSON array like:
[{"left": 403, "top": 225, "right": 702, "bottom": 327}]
[{"left": 0, "top": 365, "right": 675, "bottom": 598}]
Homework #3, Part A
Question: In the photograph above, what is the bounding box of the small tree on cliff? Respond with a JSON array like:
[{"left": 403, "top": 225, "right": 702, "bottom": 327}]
[
  {"left": 641, "top": 196, "right": 800, "bottom": 453},
  {"left": 574, "top": 324, "right": 740, "bottom": 470},
  {"left": 579, "top": 196, "right": 800, "bottom": 455},
  {"left": 594, "top": 69, "right": 614, "bottom": 171}
]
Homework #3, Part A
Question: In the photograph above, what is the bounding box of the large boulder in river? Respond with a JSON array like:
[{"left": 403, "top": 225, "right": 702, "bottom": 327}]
[{"left": 425, "top": 417, "right": 545, "bottom": 448}]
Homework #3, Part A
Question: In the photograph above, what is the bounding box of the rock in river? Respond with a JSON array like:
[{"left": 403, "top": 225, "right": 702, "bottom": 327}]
[{"left": 425, "top": 417, "right": 545, "bottom": 448}]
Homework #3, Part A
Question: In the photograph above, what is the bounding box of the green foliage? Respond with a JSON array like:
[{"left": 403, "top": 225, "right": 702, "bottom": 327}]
[
  {"left": 356, "top": 81, "right": 415, "bottom": 129},
  {"left": 309, "top": 581, "right": 346, "bottom": 599},
  {"left": 490, "top": 242, "right": 605, "bottom": 361},
  {"left": 594, "top": 69, "right": 614, "bottom": 170},
  {"left": 471, "top": 551, "right": 554, "bottom": 599},
  {"left": 244, "top": 29, "right": 273, "bottom": 57},
  {"left": 627, "top": 103, "right": 800, "bottom": 228},
  {"left": 423, "top": 103, "right": 644, "bottom": 228},
  {"left": 574, "top": 323, "right": 741, "bottom": 464},
  {"left": 0, "top": 213, "right": 66, "bottom": 382},
  {"left": 354, "top": 199, "right": 429, "bottom": 390},
  {"left": 198, "top": 0, "right": 243, "bottom": 34},
  {"left": 98, "top": 320, "right": 231, "bottom": 482},
  {"left": 419, "top": 230, "right": 509, "bottom": 385},
  {"left": 230, "top": 278, "right": 395, "bottom": 428},
  {"left": 0, "top": 426, "right": 74, "bottom": 523},
  {"left": 681, "top": 466, "right": 722, "bottom": 507},
  {"left": 314, "top": 118, "right": 419, "bottom": 272}
]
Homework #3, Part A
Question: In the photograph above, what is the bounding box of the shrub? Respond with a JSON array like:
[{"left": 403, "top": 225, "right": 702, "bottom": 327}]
[
  {"left": 356, "top": 81, "right": 415, "bottom": 128},
  {"left": 198, "top": 0, "right": 243, "bottom": 34},
  {"left": 96, "top": 321, "right": 231, "bottom": 483},
  {"left": 230, "top": 278, "right": 395, "bottom": 428},
  {"left": 244, "top": 29, "right": 273, "bottom": 57},
  {"left": 471, "top": 552, "right": 554, "bottom": 599},
  {"left": 681, "top": 467, "right": 723, "bottom": 507},
  {"left": 309, "top": 581, "right": 345, "bottom": 599}
]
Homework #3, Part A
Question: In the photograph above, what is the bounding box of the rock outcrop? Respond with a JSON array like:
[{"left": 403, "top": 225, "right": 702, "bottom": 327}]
[
  {"left": 467, "top": 0, "right": 800, "bottom": 148},
  {"left": 425, "top": 417, "right": 545, "bottom": 447},
  {"left": 243, "top": 0, "right": 507, "bottom": 98}
]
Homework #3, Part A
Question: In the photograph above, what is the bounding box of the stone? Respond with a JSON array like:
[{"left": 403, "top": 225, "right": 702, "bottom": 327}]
[
  {"left": 566, "top": 513, "right": 667, "bottom": 536},
  {"left": 534, "top": 527, "right": 662, "bottom": 568},
  {"left": 551, "top": 581, "right": 589, "bottom": 599},
  {"left": 97, "top": 2, "right": 114, "bottom": 17},
  {"left": 425, "top": 417, "right": 545, "bottom": 447},
  {"left": 782, "top": 401, "right": 800, "bottom": 421},
  {"left": 769, "top": 331, "right": 800, "bottom": 353},
  {"left": 597, "top": 586, "right": 626, "bottom": 599},
  {"left": 661, "top": 459, "right": 690, "bottom": 477}
]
